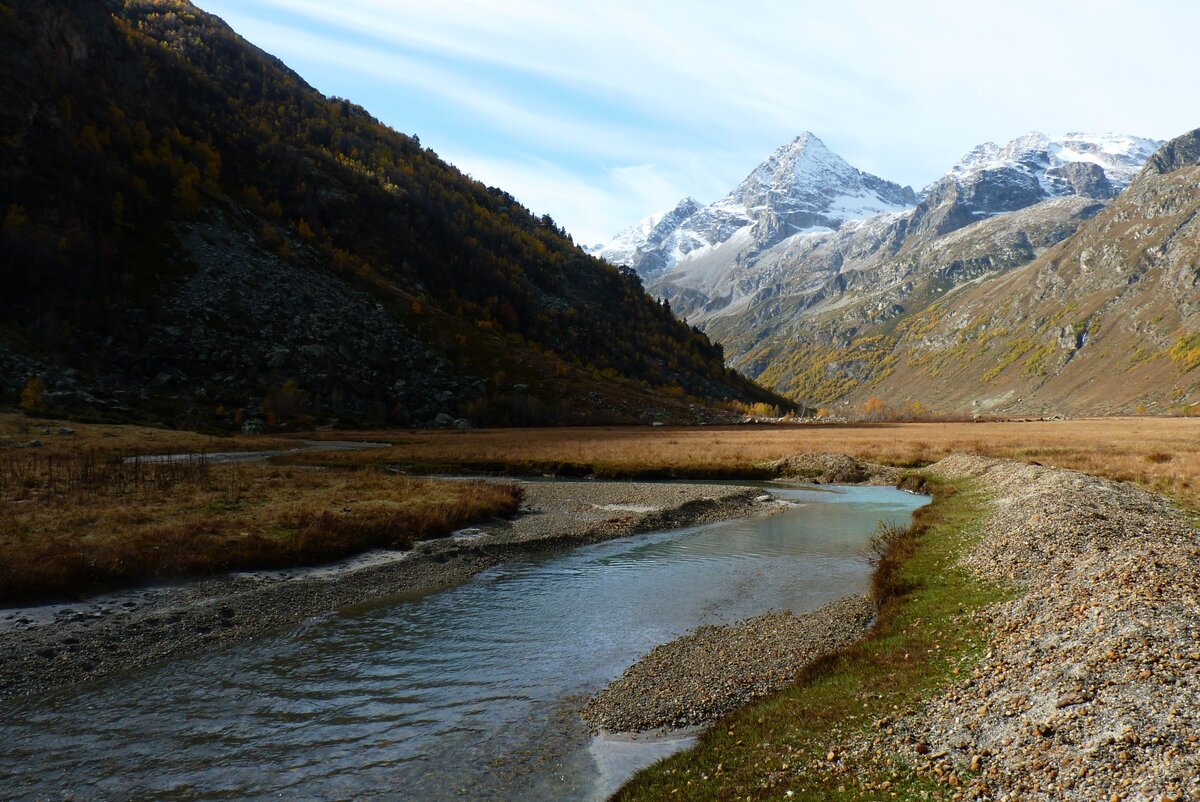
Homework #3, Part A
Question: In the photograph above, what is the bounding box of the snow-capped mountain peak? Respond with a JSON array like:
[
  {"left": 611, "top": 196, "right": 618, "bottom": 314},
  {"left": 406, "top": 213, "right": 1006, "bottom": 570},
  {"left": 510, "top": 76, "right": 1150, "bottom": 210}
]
[
  {"left": 586, "top": 196, "right": 703, "bottom": 269},
  {"left": 591, "top": 132, "right": 916, "bottom": 278},
  {"left": 938, "top": 131, "right": 1164, "bottom": 199},
  {"left": 721, "top": 132, "right": 914, "bottom": 219},
  {"left": 732, "top": 132, "right": 847, "bottom": 199},
  {"left": 909, "top": 131, "right": 1166, "bottom": 231}
]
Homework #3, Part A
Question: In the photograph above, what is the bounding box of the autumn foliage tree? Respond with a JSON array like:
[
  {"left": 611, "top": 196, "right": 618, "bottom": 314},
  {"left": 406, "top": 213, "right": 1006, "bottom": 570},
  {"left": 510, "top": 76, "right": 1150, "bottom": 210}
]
[{"left": 19, "top": 378, "right": 46, "bottom": 411}]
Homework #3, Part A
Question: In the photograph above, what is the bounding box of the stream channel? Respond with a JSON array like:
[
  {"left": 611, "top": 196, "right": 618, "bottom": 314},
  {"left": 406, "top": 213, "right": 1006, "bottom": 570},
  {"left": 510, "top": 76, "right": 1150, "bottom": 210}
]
[{"left": 0, "top": 482, "right": 926, "bottom": 801}]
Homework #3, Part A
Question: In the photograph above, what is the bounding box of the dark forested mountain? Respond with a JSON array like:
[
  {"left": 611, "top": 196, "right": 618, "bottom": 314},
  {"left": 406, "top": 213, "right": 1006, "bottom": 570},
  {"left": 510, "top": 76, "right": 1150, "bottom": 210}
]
[{"left": 0, "top": 0, "right": 787, "bottom": 427}]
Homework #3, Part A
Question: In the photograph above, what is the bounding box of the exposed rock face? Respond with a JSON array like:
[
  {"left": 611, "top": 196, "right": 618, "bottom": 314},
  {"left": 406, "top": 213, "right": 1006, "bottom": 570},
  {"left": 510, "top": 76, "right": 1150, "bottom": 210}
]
[
  {"left": 1046, "top": 160, "right": 1112, "bottom": 199},
  {"left": 662, "top": 196, "right": 1104, "bottom": 393},
  {"left": 1143, "top": 127, "right": 1200, "bottom": 177},
  {"left": 907, "top": 132, "right": 1159, "bottom": 240}
]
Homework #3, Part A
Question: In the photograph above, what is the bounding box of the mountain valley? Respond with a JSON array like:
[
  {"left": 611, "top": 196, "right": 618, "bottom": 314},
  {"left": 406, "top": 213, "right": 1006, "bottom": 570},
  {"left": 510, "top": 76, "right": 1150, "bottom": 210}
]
[{"left": 593, "top": 130, "right": 1200, "bottom": 415}]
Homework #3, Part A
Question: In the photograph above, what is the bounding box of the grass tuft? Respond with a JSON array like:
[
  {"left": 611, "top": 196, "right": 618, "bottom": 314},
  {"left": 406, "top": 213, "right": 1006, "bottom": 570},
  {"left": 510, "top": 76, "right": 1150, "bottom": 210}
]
[{"left": 867, "top": 520, "right": 919, "bottom": 606}]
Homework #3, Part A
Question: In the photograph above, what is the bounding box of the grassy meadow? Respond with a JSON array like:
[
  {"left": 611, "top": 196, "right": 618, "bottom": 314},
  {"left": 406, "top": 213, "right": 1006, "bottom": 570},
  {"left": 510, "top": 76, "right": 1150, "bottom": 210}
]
[
  {"left": 0, "top": 413, "right": 521, "bottom": 603},
  {"left": 285, "top": 417, "right": 1200, "bottom": 510},
  {"left": 3, "top": 410, "right": 1198, "bottom": 603}
]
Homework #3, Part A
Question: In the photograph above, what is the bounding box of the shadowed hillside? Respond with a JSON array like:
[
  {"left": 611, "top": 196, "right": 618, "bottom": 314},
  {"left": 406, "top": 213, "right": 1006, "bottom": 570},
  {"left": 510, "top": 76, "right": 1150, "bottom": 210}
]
[{"left": 0, "top": 0, "right": 788, "bottom": 427}]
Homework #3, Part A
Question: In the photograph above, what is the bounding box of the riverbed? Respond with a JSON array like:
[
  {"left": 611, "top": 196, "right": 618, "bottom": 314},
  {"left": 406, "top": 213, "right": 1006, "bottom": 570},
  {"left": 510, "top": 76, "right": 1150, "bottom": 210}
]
[{"left": 0, "top": 483, "right": 925, "bottom": 801}]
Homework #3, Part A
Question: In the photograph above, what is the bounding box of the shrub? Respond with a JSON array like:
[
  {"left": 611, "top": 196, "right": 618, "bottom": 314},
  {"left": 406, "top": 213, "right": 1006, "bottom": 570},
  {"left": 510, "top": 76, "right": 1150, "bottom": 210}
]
[{"left": 19, "top": 377, "right": 46, "bottom": 411}]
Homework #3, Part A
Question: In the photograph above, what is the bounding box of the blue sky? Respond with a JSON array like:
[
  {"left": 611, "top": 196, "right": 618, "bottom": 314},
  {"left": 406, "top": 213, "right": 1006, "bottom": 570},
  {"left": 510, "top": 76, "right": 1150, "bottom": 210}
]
[{"left": 200, "top": 0, "right": 1200, "bottom": 245}]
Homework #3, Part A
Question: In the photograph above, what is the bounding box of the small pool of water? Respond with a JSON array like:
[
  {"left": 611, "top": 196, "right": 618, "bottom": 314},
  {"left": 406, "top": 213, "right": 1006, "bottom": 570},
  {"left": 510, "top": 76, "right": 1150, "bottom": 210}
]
[{"left": 0, "top": 483, "right": 926, "bottom": 801}]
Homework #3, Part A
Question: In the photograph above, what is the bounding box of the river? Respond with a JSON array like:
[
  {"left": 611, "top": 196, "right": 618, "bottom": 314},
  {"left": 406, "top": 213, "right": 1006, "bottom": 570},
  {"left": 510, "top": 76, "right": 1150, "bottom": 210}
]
[{"left": 0, "top": 482, "right": 925, "bottom": 801}]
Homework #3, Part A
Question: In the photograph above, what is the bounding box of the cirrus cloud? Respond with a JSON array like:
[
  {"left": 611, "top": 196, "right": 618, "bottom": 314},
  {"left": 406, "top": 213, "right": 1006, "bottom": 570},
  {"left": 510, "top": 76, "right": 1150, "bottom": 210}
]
[{"left": 200, "top": 0, "right": 1200, "bottom": 244}]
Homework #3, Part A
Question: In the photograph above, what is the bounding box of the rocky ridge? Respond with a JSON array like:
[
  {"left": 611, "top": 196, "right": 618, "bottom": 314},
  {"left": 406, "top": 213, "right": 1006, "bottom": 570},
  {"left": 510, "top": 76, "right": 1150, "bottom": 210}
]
[
  {"left": 624, "top": 130, "right": 1157, "bottom": 331},
  {"left": 649, "top": 128, "right": 1194, "bottom": 416},
  {"left": 911, "top": 132, "right": 1162, "bottom": 240}
]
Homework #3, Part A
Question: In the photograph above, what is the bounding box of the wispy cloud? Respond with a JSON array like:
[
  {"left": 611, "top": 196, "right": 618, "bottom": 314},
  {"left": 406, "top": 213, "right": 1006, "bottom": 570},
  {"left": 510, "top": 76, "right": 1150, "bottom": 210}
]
[{"left": 202, "top": 0, "right": 1200, "bottom": 243}]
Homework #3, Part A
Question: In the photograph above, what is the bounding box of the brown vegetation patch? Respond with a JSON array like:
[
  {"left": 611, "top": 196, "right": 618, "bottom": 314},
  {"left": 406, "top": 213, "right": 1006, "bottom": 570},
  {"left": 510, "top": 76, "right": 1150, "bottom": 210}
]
[
  {"left": 0, "top": 411, "right": 285, "bottom": 459},
  {"left": 286, "top": 417, "right": 1200, "bottom": 510},
  {"left": 0, "top": 448, "right": 521, "bottom": 603}
]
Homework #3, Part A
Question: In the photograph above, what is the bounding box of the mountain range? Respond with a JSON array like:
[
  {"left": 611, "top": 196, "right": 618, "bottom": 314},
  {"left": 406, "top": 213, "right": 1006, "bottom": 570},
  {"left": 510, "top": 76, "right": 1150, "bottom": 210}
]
[
  {"left": 3, "top": 0, "right": 1196, "bottom": 426},
  {"left": 589, "top": 132, "right": 916, "bottom": 277},
  {"left": 592, "top": 130, "right": 1200, "bottom": 415},
  {"left": 0, "top": 0, "right": 787, "bottom": 428}
]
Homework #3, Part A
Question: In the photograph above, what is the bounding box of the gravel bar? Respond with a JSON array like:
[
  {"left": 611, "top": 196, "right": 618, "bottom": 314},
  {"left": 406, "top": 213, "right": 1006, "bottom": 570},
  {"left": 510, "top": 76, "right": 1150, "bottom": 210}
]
[
  {"left": 849, "top": 455, "right": 1200, "bottom": 801},
  {"left": 584, "top": 594, "right": 876, "bottom": 733},
  {"left": 0, "top": 480, "right": 770, "bottom": 700},
  {"left": 769, "top": 452, "right": 902, "bottom": 486}
]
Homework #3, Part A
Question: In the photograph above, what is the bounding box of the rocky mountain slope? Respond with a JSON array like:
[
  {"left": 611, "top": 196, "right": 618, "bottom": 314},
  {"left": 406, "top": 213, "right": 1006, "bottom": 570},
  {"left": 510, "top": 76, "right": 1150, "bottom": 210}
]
[
  {"left": 843, "top": 129, "right": 1200, "bottom": 415},
  {"left": 596, "top": 128, "right": 1194, "bottom": 415},
  {"left": 907, "top": 132, "right": 1161, "bottom": 240},
  {"left": 0, "top": 0, "right": 787, "bottom": 428}
]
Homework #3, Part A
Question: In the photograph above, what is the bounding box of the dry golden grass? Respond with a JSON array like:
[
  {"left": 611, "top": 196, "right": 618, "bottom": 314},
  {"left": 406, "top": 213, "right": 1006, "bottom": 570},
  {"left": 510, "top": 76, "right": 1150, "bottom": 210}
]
[
  {"left": 0, "top": 453, "right": 521, "bottom": 603},
  {"left": 0, "top": 411, "right": 290, "bottom": 459},
  {"left": 4, "top": 410, "right": 1197, "bottom": 604},
  {"left": 287, "top": 418, "right": 1200, "bottom": 510}
]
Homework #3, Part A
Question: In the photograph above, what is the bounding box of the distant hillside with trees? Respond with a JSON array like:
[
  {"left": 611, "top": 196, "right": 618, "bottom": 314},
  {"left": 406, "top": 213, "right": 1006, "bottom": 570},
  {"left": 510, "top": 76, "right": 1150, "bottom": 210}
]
[{"left": 0, "top": 0, "right": 789, "bottom": 427}]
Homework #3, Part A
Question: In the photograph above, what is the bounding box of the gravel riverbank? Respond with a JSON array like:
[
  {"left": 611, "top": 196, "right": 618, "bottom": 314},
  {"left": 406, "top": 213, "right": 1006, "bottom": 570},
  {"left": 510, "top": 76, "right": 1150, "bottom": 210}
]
[
  {"left": 584, "top": 595, "right": 876, "bottom": 732},
  {"left": 843, "top": 455, "right": 1200, "bottom": 801},
  {"left": 587, "top": 454, "right": 1200, "bottom": 802},
  {"left": 0, "top": 480, "right": 770, "bottom": 700},
  {"left": 769, "top": 452, "right": 901, "bottom": 486}
]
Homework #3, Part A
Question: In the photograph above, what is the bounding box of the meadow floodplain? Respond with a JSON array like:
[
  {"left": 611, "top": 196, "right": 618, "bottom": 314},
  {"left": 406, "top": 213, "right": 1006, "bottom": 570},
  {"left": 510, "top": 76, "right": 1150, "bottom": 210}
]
[
  {"left": 282, "top": 417, "right": 1200, "bottom": 510},
  {"left": 0, "top": 413, "right": 521, "bottom": 603}
]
